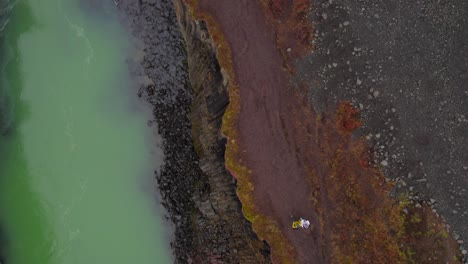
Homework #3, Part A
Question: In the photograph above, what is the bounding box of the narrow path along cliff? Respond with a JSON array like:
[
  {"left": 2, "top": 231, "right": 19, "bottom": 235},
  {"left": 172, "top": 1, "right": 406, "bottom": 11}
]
[{"left": 195, "top": 0, "right": 325, "bottom": 263}]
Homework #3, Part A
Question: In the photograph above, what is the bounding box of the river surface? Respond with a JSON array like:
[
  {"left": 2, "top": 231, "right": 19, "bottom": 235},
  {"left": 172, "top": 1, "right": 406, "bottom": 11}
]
[{"left": 0, "top": 0, "right": 171, "bottom": 263}]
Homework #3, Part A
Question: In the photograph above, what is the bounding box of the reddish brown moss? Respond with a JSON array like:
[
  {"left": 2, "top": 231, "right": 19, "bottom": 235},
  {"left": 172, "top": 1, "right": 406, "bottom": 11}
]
[
  {"left": 315, "top": 124, "right": 405, "bottom": 263},
  {"left": 308, "top": 103, "right": 462, "bottom": 263},
  {"left": 259, "top": 0, "right": 313, "bottom": 62},
  {"left": 335, "top": 101, "right": 363, "bottom": 133}
]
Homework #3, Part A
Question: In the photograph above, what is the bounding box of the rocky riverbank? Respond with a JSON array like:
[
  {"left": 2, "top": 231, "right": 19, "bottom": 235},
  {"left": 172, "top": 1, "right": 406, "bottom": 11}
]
[{"left": 116, "top": 0, "right": 269, "bottom": 263}]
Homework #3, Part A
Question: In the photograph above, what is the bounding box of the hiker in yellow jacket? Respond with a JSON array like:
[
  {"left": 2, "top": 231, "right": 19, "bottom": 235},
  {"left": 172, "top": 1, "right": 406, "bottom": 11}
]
[{"left": 292, "top": 217, "right": 310, "bottom": 229}]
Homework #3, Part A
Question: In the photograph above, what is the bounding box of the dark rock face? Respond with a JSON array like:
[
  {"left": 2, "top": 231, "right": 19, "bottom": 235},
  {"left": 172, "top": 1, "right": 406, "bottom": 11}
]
[
  {"left": 172, "top": 1, "right": 270, "bottom": 263},
  {"left": 297, "top": 0, "right": 468, "bottom": 258},
  {"left": 116, "top": 0, "right": 269, "bottom": 262}
]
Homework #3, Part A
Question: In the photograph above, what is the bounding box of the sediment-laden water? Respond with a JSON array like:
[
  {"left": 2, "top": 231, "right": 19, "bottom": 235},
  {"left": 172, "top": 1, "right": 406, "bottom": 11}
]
[{"left": 0, "top": 0, "right": 171, "bottom": 263}]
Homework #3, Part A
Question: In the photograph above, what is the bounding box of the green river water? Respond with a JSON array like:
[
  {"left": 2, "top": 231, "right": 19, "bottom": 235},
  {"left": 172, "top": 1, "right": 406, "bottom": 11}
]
[{"left": 0, "top": 0, "right": 171, "bottom": 263}]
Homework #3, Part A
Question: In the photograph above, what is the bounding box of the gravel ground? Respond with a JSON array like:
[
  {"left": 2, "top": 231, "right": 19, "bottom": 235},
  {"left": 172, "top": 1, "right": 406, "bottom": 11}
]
[{"left": 297, "top": 0, "right": 468, "bottom": 260}]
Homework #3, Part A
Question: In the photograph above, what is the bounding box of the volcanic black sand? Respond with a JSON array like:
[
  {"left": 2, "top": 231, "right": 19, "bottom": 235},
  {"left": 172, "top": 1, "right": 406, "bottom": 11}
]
[{"left": 299, "top": 0, "right": 468, "bottom": 253}]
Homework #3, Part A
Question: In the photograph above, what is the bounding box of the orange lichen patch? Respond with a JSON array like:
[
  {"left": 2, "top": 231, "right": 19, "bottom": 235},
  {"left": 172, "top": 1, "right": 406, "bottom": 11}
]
[
  {"left": 268, "top": 0, "right": 288, "bottom": 17},
  {"left": 184, "top": 2, "right": 297, "bottom": 263},
  {"left": 335, "top": 101, "right": 363, "bottom": 133},
  {"left": 259, "top": 0, "right": 313, "bottom": 62}
]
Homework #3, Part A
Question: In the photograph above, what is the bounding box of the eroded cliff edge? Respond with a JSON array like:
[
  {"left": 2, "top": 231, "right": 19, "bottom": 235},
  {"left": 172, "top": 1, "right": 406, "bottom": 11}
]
[{"left": 172, "top": 0, "right": 270, "bottom": 262}]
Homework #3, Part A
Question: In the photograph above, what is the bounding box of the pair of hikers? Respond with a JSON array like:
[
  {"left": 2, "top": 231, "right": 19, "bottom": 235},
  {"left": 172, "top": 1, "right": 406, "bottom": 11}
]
[{"left": 291, "top": 217, "right": 310, "bottom": 229}]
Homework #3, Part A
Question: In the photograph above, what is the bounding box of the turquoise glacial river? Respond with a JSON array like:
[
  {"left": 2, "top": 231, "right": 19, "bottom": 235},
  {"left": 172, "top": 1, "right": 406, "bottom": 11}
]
[{"left": 0, "top": 0, "right": 171, "bottom": 263}]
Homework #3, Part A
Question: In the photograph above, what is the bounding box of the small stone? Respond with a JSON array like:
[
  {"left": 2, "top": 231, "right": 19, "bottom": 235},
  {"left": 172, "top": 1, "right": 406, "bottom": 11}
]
[
  {"left": 390, "top": 126, "right": 394, "bottom": 130},
  {"left": 373, "top": 90, "right": 380, "bottom": 97},
  {"left": 462, "top": 249, "right": 467, "bottom": 255},
  {"left": 343, "top": 21, "right": 350, "bottom": 26},
  {"left": 356, "top": 77, "right": 362, "bottom": 85},
  {"left": 430, "top": 198, "right": 436, "bottom": 204},
  {"left": 381, "top": 160, "right": 388, "bottom": 166},
  {"left": 391, "top": 108, "right": 396, "bottom": 112},
  {"left": 376, "top": 133, "right": 381, "bottom": 138},
  {"left": 322, "top": 13, "right": 328, "bottom": 20},
  {"left": 287, "top": 48, "right": 292, "bottom": 52}
]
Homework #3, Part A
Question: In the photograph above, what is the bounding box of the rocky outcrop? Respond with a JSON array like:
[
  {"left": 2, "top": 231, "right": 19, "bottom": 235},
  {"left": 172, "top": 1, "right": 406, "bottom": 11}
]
[{"left": 117, "top": 0, "right": 269, "bottom": 262}]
